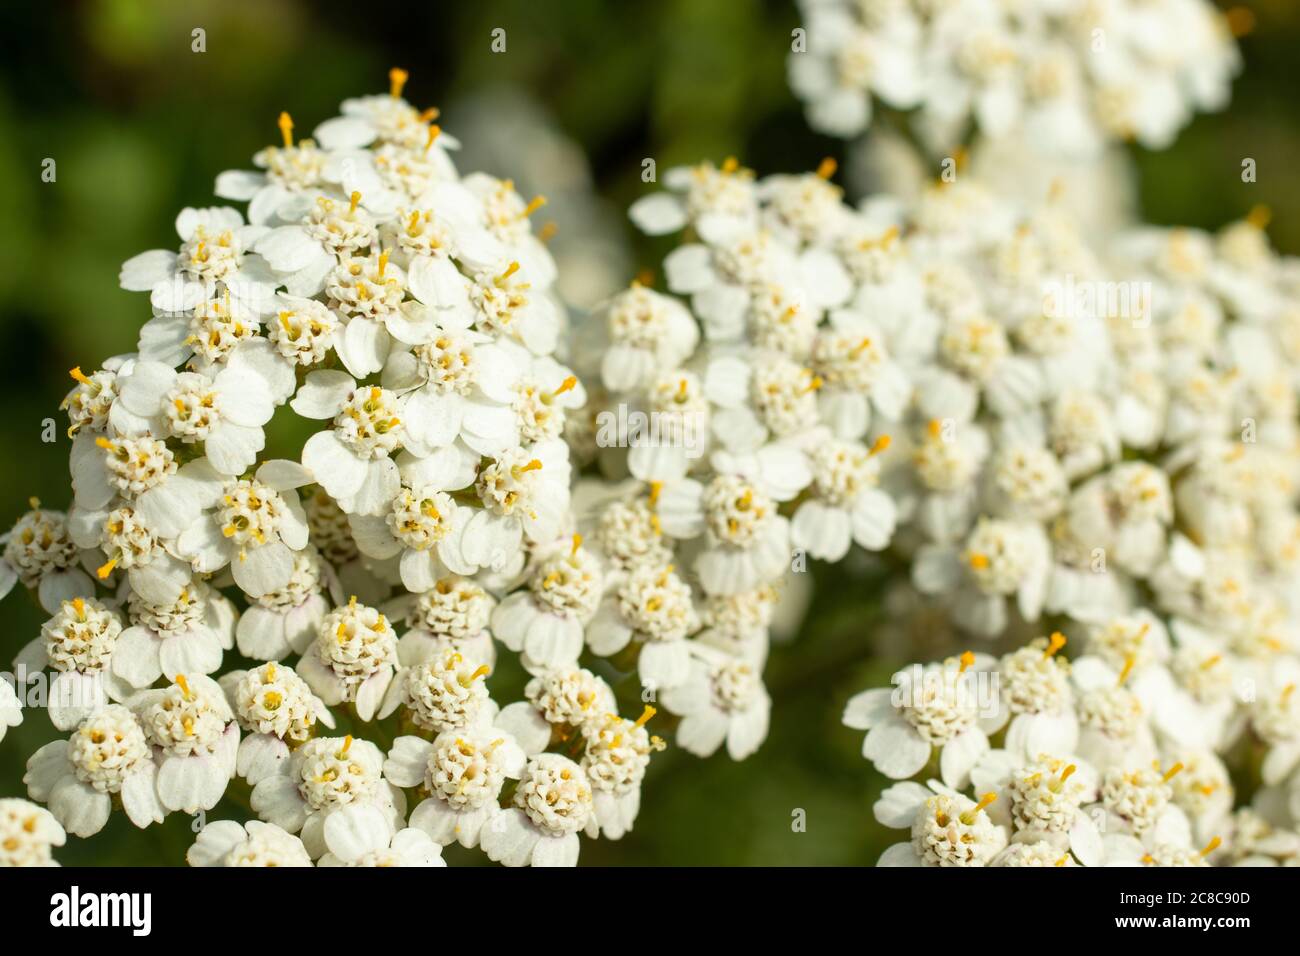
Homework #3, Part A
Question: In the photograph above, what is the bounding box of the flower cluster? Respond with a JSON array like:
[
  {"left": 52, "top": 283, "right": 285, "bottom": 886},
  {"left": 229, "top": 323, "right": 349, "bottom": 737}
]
[
  {"left": 789, "top": 0, "right": 1242, "bottom": 156},
  {"left": 1, "top": 71, "right": 663, "bottom": 868}
]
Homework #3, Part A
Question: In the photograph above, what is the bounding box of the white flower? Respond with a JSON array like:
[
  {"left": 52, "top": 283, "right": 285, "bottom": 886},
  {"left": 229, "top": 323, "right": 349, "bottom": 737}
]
[
  {"left": 24, "top": 704, "right": 166, "bottom": 837},
  {"left": 660, "top": 645, "right": 770, "bottom": 760},
  {"left": 873, "top": 781, "right": 1007, "bottom": 867},
  {"left": 492, "top": 535, "right": 604, "bottom": 670},
  {"left": 495, "top": 666, "right": 618, "bottom": 755},
  {"left": 792, "top": 436, "right": 896, "bottom": 561},
  {"left": 187, "top": 819, "right": 312, "bottom": 867},
  {"left": 480, "top": 753, "right": 593, "bottom": 867},
  {"left": 249, "top": 734, "right": 405, "bottom": 859},
  {"left": 235, "top": 547, "right": 334, "bottom": 661},
  {"left": 596, "top": 283, "right": 700, "bottom": 393},
  {"left": 581, "top": 706, "right": 665, "bottom": 840},
  {"left": 0, "top": 679, "right": 21, "bottom": 746},
  {"left": 296, "top": 375, "right": 407, "bottom": 516},
  {"left": 109, "top": 582, "right": 235, "bottom": 691},
  {"left": 136, "top": 674, "right": 239, "bottom": 814},
  {"left": 222, "top": 660, "right": 335, "bottom": 786},
  {"left": 296, "top": 597, "right": 398, "bottom": 720},
  {"left": 118, "top": 206, "right": 277, "bottom": 313},
  {"left": 385, "top": 726, "right": 526, "bottom": 849},
  {"left": 177, "top": 462, "right": 314, "bottom": 597},
  {"left": 318, "top": 805, "right": 446, "bottom": 866},
  {"left": 348, "top": 483, "right": 476, "bottom": 591},
  {"left": 628, "top": 158, "right": 758, "bottom": 241},
  {"left": 843, "top": 651, "right": 995, "bottom": 788},
  {"left": 0, "top": 502, "right": 95, "bottom": 613},
  {"left": 14, "top": 596, "right": 128, "bottom": 731},
  {"left": 587, "top": 561, "right": 698, "bottom": 689},
  {"left": 111, "top": 350, "right": 278, "bottom": 476},
  {"left": 460, "top": 440, "right": 572, "bottom": 568},
  {"left": 0, "top": 798, "right": 65, "bottom": 867}
]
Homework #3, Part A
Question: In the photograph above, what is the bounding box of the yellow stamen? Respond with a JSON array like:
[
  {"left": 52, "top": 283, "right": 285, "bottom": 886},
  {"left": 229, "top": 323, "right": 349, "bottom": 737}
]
[
  {"left": 1162, "top": 762, "right": 1184, "bottom": 783},
  {"left": 634, "top": 705, "right": 657, "bottom": 729},
  {"left": 1226, "top": 6, "right": 1255, "bottom": 37},
  {"left": 1201, "top": 836, "right": 1222, "bottom": 856},
  {"left": 339, "top": 735, "right": 353, "bottom": 757},
  {"left": 571, "top": 533, "right": 583, "bottom": 555},
  {"left": 72, "top": 597, "right": 86, "bottom": 618},
  {"left": 967, "top": 552, "right": 990, "bottom": 570},
  {"left": 277, "top": 111, "right": 294, "bottom": 148},
  {"left": 377, "top": 249, "right": 390, "bottom": 279},
  {"left": 553, "top": 375, "right": 578, "bottom": 396},
  {"left": 498, "top": 261, "right": 521, "bottom": 282},
  {"left": 1118, "top": 655, "right": 1136, "bottom": 686},
  {"left": 721, "top": 156, "right": 739, "bottom": 174},
  {"left": 96, "top": 556, "right": 118, "bottom": 580},
  {"left": 389, "top": 67, "right": 409, "bottom": 98},
  {"left": 468, "top": 664, "right": 491, "bottom": 682},
  {"left": 419, "top": 106, "right": 440, "bottom": 122},
  {"left": 869, "top": 434, "right": 891, "bottom": 456},
  {"left": 266, "top": 662, "right": 276, "bottom": 681},
  {"left": 958, "top": 650, "right": 975, "bottom": 673},
  {"left": 522, "top": 195, "right": 547, "bottom": 218},
  {"left": 1059, "top": 764, "right": 1077, "bottom": 784},
  {"left": 1246, "top": 204, "right": 1271, "bottom": 230},
  {"left": 69, "top": 366, "right": 91, "bottom": 385},
  {"left": 648, "top": 481, "right": 663, "bottom": 506},
  {"left": 175, "top": 674, "right": 193, "bottom": 700},
  {"left": 537, "top": 221, "right": 558, "bottom": 242},
  {"left": 424, "top": 124, "right": 441, "bottom": 152},
  {"left": 1044, "top": 632, "right": 1067, "bottom": 658},
  {"left": 959, "top": 792, "right": 997, "bottom": 825},
  {"left": 349, "top": 191, "right": 362, "bottom": 215},
  {"left": 816, "top": 157, "right": 837, "bottom": 180}
]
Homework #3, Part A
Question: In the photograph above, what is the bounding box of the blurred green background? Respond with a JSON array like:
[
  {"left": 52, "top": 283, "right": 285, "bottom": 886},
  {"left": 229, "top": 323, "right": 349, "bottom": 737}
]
[{"left": 1, "top": 0, "right": 1297, "bottom": 866}]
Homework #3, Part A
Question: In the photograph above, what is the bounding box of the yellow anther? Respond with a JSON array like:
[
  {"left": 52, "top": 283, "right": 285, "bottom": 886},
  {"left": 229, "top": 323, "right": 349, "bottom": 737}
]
[
  {"left": 69, "top": 366, "right": 92, "bottom": 385},
  {"left": 967, "top": 552, "right": 990, "bottom": 570},
  {"left": 349, "top": 191, "right": 362, "bottom": 214},
  {"left": 571, "top": 533, "right": 583, "bottom": 555},
  {"left": 1246, "top": 204, "right": 1271, "bottom": 230},
  {"left": 522, "top": 195, "right": 547, "bottom": 218},
  {"left": 469, "top": 664, "right": 491, "bottom": 682},
  {"left": 850, "top": 337, "right": 873, "bottom": 358},
  {"left": 927, "top": 418, "right": 942, "bottom": 439},
  {"left": 71, "top": 597, "right": 86, "bottom": 618},
  {"left": 419, "top": 106, "right": 440, "bottom": 122},
  {"left": 870, "top": 434, "right": 891, "bottom": 456},
  {"left": 175, "top": 674, "right": 193, "bottom": 700},
  {"left": 537, "top": 221, "right": 558, "bottom": 242},
  {"left": 1118, "top": 655, "right": 1136, "bottom": 686},
  {"left": 338, "top": 735, "right": 353, "bottom": 757},
  {"left": 265, "top": 662, "right": 276, "bottom": 681},
  {"left": 498, "top": 261, "right": 521, "bottom": 282},
  {"left": 182, "top": 716, "right": 194, "bottom": 737},
  {"left": 424, "top": 123, "right": 441, "bottom": 151},
  {"left": 1162, "top": 762, "right": 1184, "bottom": 783},
  {"left": 1059, "top": 764, "right": 1077, "bottom": 784},
  {"left": 1054, "top": 855, "right": 1069, "bottom": 866},
  {"left": 94, "top": 436, "right": 116, "bottom": 451},
  {"left": 648, "top": 481, "right": 663, "bottom": 506},
  {"left": 519, "top": 458, "right": 542, "bottom": 473},
  {"left": 721, "top": 156, "right": 739, "bottom": 174},
  {"left": 958, "top": 651, "right": 975, "bottom": 673},
  {"left": 959, "top": 792, "right": 997, "bottom": 825},
  {"left": 553, "top": 375, "right": 578, "bottom": 396},
  {"left": 96, "top": 556, "right": 118, "bottom": 580},
  {"left": 1201, "top": 654, "right": 1222, "bottom": 670},
  {"left": 1226, "top": 6, "right": 1255, "bottom": 37},
  {"left": 1045, "top": 632, "right": 1067, "bottom": 658},
  {"left": 634, "top": 705, "right": 657, "bottom": 729},
  {"left": 816, "top": 157, "right": 837, "bottom": 179},
  {"left": 377, "top": 249, "right": 390, "bottom": 279},
  {"left": 277, "top": 111, "right": 294, "bottom": 148},
  {"left": 389, "top": 67, "right": 409, "bottom": 98},
  {"left": 1201, "top": 836, "right": 1222, "bottom": 857}
]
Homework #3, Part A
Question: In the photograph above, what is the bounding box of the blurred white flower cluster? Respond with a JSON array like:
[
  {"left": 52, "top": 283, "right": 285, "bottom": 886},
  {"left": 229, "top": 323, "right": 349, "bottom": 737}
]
[
  {"left": 0, "top": 71, "right": 664, "bottom": 868},
  {"left": 789, "top": 0, "right": 1242, "bottom": 156}
]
